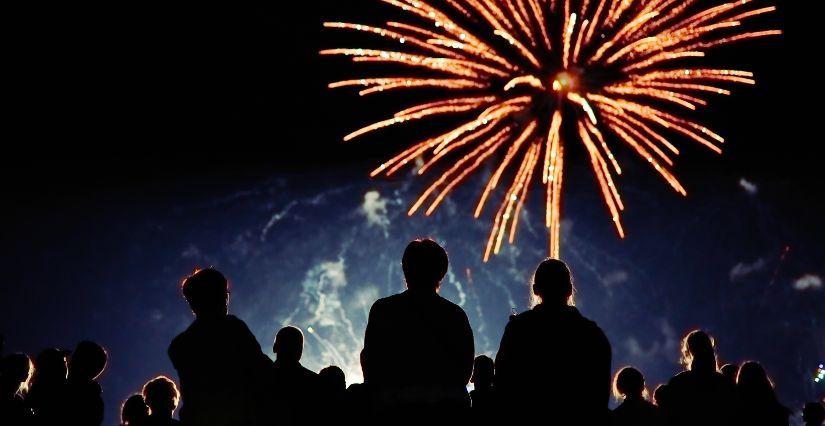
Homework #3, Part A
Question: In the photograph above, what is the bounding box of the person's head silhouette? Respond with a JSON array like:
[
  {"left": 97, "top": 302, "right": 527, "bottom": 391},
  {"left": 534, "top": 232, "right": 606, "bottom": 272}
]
[
  {"left": 532, "top": 258, "right": 574, "bottom": 306},
  {"left": 34, "top": 348, "right": 68, "bottom": 384},
  {"left": 319, "top": 365, "right": 346, "bottom": 393},
  {"left": 402, "top": 238, "right": 449, "bottom": 292},
  {"left": 181, "top": 268, "right": 229, "bottom": 318},
  {"left": 680, "top": 330, "right": 717, "bottom": 373},
  {"left": 1, "top": 353, "right": 34, "bottom": 396},
  {"left": 721, "top": 363, "right": 739, "bottom": 385},
  {"left": 121, "top": 394, "right": 149, "bottom": 426},
  {"left": 142, "top": 376, "right": 180, "bottom": 419},
  {"left": 653, "top": 384, "right": 670, "bottom": 408},
  {"left": 613, "top": 367, "right": 646, "bottom": 401},
  {"left": 737, "top": 361, "right": 780, "bottom": 403},
  {"left": 471, "top": 355, "right": 494, "bottom": 390},
  {"left": 69, "top": 341, "right": 107, "bottom": 382},
  {"left": 802, "top": 402, "right": 824, "bottom": 426},
  {"left": 273, "top": 326, "right": 304, "bottom": 365}
]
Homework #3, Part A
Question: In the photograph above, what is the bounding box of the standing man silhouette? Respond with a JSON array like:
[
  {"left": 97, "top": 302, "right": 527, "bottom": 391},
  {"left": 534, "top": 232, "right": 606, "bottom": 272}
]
[
  {"left": 168, "top": 268, "right": 270, "bottom": 426},
  {"left": 361, "top": 238, "right": 475, "bottom": 421}
]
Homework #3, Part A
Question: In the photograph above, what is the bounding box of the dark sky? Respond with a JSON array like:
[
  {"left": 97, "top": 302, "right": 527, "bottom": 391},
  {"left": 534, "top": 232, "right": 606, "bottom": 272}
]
[
  {"left": 2, "top": 1, "right": 821, "bottom": 190},
  {"left": 2, "top": 0, "right": 824, "bottom": 423}
]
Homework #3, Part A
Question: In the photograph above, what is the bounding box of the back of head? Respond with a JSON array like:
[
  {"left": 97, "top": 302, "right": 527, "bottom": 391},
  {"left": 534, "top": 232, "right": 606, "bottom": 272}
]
[
  {"left": 653, "top": 384, "right": 671, "bottom": 408},
  {"left": 721, "top": 363, "right": 739, "bottom": 385},
  {"left": 532, "top": 258, "right": 574, "bottom": 306},
  {"left": 1, "top": 353, "right": 34, "bottom": 395},
  {"left": 736, "top": 361, "right": 776, "bottom": 403},
  {"left": 181, "top": 268, "right": 229, "bottom": 318},
  {"left": 402, "top": 238, "right": 449, "bottom": 291},
  {"left": 471, "top": 355, "right": 494, "bottom": 388},
  {"left": 680, "top": 330, "right": 717, "bottom": 373},
  {"left": 274, "top": 326, "right": 304, "bottom": 364},
  {"left": 319, "top": 366, "right": 346, "bottom": 392},
  {"left": 35, "top": 348, "right": 68, "bottom": 384},
  {"left": 121, "top": 394, "right": 149, "bottom": 425},
  {"left": 803, "top": 402, "right": 825, "bottom": 425},
  {"left": 69, "top": 341, "right": 108, "bottom": 382},
  {"left": 142, "top": 376, "right": 179, "bottom": 417},
  {"left": 613, "top": 367, "right": 646, "bottom": 401}
]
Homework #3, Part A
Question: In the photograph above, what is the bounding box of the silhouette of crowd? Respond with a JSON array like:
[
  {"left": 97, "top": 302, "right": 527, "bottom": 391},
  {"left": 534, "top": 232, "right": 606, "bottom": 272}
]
[{"left": 1, "top": 238, "right": 823, "bottom": 425}]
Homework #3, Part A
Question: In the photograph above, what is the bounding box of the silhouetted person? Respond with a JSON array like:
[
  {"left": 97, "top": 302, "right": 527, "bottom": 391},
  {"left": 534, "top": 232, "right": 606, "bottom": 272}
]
[
  {"left": 611, "top": 367, "right": 660, "bottom": 426},
  {"left": 65, "top": 341, "right": 107, "bottom": 426},
  {"left": 361, "top": 239, "right": 474, "bottom": 420},
  {"left": 735, "top": 361, "right": 789, "bottom": 426},
  {"left": 168, "top": 268, "right": 271, "bottom": 426},
  {"left": 121, "top": 394, "right": 149, "bottom": 426},
  {"left": 665, "top": 330, "right": 735, "bottom": 426},
  {"left": 0, "top": 353, "right": 34, "bottom": 424},
  {"left": 721, "top": 363, "right": 739, "bottom": 386},
  {"left": 495, "top": 259, "right": 611, "bottom": 425},
  {"left": 143, "top": 376, "right": 181, "bottom": 426},
  {"left": 653, "top": 384, "right": 674, "bottom": 424},
  {"left": 268, "top": 326, "right": 320, "bottom": 425},
  {"left": 319, "top": 366, "right": 346, "bottom": 424},
  {"left": 803, "top": 402, "right": 825, "bottom": 426},
  {"left": 469, "top": 355, "right": 497, "bottom": 425},
  {"left": 319, "top": 366, "right": 346, "bottom": 394},
  {"left": 27, "top": 348, "right": 68, "bottom": 425}
]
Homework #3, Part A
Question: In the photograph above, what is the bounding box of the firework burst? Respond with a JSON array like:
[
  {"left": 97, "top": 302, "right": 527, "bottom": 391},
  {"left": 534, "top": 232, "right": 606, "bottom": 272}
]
[{"left": 323, "top": 0, "right": 779, "bottom": 261}]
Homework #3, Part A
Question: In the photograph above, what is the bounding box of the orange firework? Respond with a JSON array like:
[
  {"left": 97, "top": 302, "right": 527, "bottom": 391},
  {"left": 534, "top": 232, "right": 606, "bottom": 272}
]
[{"left": 323, "top": 0, "right": 779, "bottom": 261}]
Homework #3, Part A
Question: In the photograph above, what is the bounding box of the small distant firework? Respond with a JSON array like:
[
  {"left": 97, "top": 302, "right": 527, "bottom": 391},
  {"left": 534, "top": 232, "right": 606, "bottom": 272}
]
[
  {"left": 816, "top": 363, "right": 825, "bottom": 384},
  {"left": 324, "top": 0, "right": 780, "bottom": 261}
]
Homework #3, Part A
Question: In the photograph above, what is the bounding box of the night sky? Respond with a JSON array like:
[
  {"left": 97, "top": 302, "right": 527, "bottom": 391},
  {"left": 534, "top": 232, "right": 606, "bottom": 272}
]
[{"left": 2, "top": 1, "right": 823, "bottom": 424}]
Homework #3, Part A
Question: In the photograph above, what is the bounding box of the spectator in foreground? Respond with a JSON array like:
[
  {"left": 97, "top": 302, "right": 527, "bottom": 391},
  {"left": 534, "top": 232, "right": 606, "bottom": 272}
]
[
  {"left": 66, "top": 340, "right": 108, "bottom": 426},
  {"left": 120, "top": 394, "right": 149, "bottom": 426},
  {"left": 611, "top": 367, "right": 660, "bottom": 426},
  {"left": 469, "top": 355, "right": 496, "bottom": 424},
  {"left": 168, "top": 268, "right": 271, "bottom": 426},
  {"left": 143, "top": 376, "right": 181, "bottom": 425},
  {"left": 361, "top": 238, "right": 474, "bottom": 420},
  {"left": 735, "top": 361, "right": 789, "bottom": 426},
  {"left": 665, "top": 330, "right": 735, "bottom": 426},
  {"left": 495, "top": 258, "right": 612, "bottom": 425},
  {"left": 721, "top": 363, "right": 739, "bottom": 386},
  {"left": 268, "top": 326, "right": 320, "bottom": 425},
  {"left": 0, "top": 353, "right": 34, "bottom": 424},
  {"left": 27, "top": 348, "right": 68, "bottom": 424}
]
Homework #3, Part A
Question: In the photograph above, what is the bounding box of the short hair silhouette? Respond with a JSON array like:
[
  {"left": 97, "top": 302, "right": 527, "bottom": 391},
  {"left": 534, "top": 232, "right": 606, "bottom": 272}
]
[
  {"left": 613, "top": 367, "right": 646, "bottom": 400},
  {"left": 471, "top": 355, "right": 494, "bottom": 388},
  {"left": 532, "top": 258, "right": 574, "bottom": 305},
  {"left": 142, "top": 376, "right": 180, "bottom": 417},
  {"left": 69, "top": 341, "right": 108, "bottom": 381},
  {"left": 181, "top": 268, "right": 229, "bottom": 317},
  {"left": 121, "top": 394, "right": 149, "bottom": 425},
  {"left": 273, "top": 326, "right": 304, "bottom": 364},
  {"left": 803, "top": 402, "right": 825, "bottom": 426},
  {"left": 680, "top": 330, "right": 716, "bottom": 372},
  {"left": 319, "top": 365, "right": 346, "bottom": 392},
  {"left": 736, "top": 361, "right": 777, "bottom": 398},
  {"left": 653, "top": 384, "right": 670, "bottom": 407},
  {"left": 402, "top": 238, "right": 449, "bottom": 290},
  {"left": 1, "top": 353, "right": 34, "bottom": 395},
  {"left": 721, "top": 363, "right": 739, "bottom": 385},
  {"left": 35, "top": 348, "right": 68, "bottom": 382}
]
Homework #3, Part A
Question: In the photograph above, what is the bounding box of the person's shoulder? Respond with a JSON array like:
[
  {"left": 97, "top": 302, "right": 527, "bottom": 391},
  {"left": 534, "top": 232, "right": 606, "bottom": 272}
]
[
  {"left": 369, "top": 294, "right": 398, "bottom": 312},
  {"left": 435, "top": 294, "right": 468, "bottom": 315}
]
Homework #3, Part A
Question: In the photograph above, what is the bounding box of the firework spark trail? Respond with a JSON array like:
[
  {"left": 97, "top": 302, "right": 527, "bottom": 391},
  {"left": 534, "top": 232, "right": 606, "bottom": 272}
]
[{"left": 324, "top": 0, "right": 779, "bottom": 261}]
